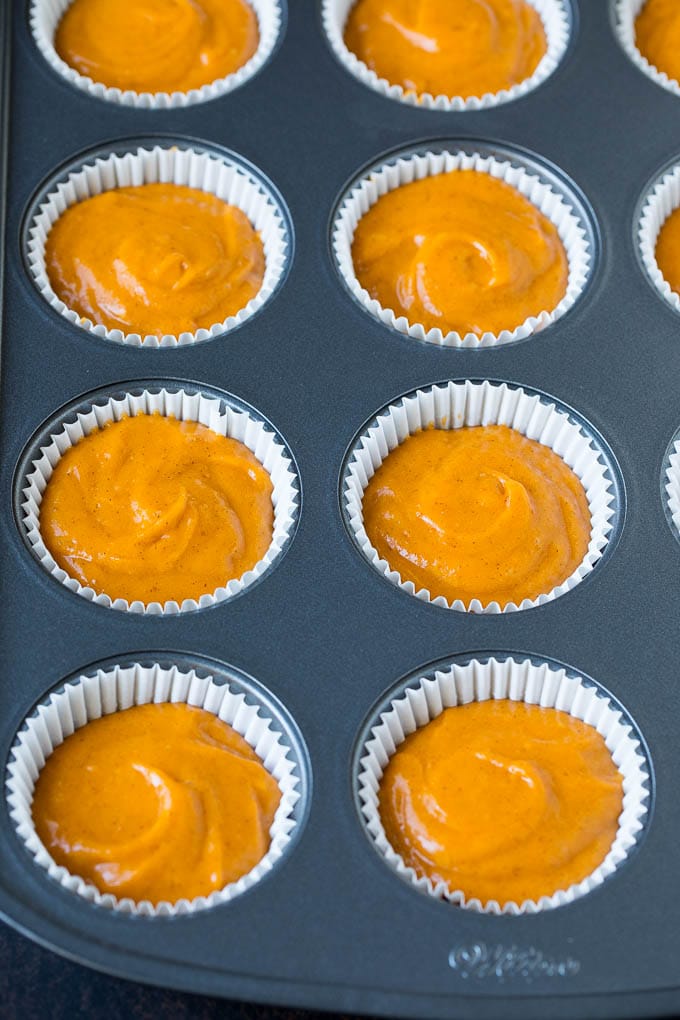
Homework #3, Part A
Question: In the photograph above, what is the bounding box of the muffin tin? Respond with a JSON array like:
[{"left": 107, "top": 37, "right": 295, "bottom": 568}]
[{"left": 2, "top": 0, "right": 680, "bottom": 1016}]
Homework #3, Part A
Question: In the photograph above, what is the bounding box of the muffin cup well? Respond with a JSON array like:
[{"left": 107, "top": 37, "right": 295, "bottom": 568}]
[
  {"left": 356, "top": 654, "right": 651, "bottom": 915},
  {"left": 613, "top": 0, "right": 680, "bottom": 99},
  {"left": 322, "top": 0, "right": 571, "bottom": 111},
  {"left": 332, "top": 146, "right": 593, "bottom": 348},
  {"left": 637, "top": 159, "right": 680, "bottom": 315},
  {"left": 342, "top": 380, "right": 620, "bottom": 613},
  {"left": 6, "top": 658, "right": 304, "bottom": 916},
  {"left": 30, "top": 0, "right": 283, "bottom": 109},
  {"left": 25, "top": 142, "right": 291, "bottom": 348},
  {"left": 18, "top": 384, "right": 300, "bottom": 614}
]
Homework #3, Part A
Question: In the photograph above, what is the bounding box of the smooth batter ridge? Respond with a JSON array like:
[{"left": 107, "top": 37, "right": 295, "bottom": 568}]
[
  {"left": 361, "top": 425, "right": 591, "bottom": 607},
  {"left": 55, "top": 0, "right": 259, "bottom": 94},
  {"left": 32, "top": 703, "right": 282, "bottom": 905},
  {"left": 351, "top": 170, "right": 568, "bottom": 338},
  {"left": 44, "top": 183, "right": 265, "bottom": 338},
  {"left": 39, "top": 413, "right": 275, "bottom": 606},
  {"left": 379, "top": 700, "right": 624, "bottom": 906},
  {"left": 654, "top": 205, "right": 680, "bottom": 296},
  {"left": 635, "top": 0, "right": 680, "bottom": 84},
  {"left": 344, "top": 0, "right": 547, "bottom": 100}
]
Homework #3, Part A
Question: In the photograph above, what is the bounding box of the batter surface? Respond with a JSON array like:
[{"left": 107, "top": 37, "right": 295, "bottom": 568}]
[
  {"left": 379, "top": 700, "right": 623, "bottom": 905},
  {"left": 654, "top": 205, "right": 680, "bottom": 297},
  {"left": 55, "top": 0, "right": 259, "bottom": 93},
  {"left": 351, "top": 170, "right": 568, "bottom": 338},
  {"left": 344, "top": 0, "right": 547, "bottom": 99},
  {"left": 635, "top": 0, "right": 680, "bottom": 85},
  {"left": 45, "top": 183, "right": 265, "bottom": 338},
  {"left": 362, "top": 425, "right": 591, "bottom": 607},
  {"left": 33, "top": 703, "right": 282, "bottom": 905},
  {"left": 40, "top": 414, "right": 275, "bottom": 605}
]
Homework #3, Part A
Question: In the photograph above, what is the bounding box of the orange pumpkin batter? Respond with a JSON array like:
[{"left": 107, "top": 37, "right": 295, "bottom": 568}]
[
  {"left": 635, "top": 0, "right": 680, "bottom": 84},
  {"left": 39, "top": 413, "right": 274, "bottom": 605},
  {"left": 344, "top": 0, "right": 547, "bottom": 99},
  {"left": 351, "top": 171, "right": 568, "bottom": 338},
  {"left": 32, "top": 703, "right": 282, "bottom": 905},
  {"left": 45, "top": 183, "right": 265, "bottom": 338},
  {"left": 654, "top": 206, "right": 680, "bottom": 295},
  {"left": 379, "top": 700, "right": 623, "bottom": 905},
  {"left": 362, "top": 425, "right": 591, "bottom": 607},
  {"left": 55, "top": 0, "right": 259, "bottom": 94}
]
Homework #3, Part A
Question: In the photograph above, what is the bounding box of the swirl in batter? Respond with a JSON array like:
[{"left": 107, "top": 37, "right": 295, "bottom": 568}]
[
  {"left": 362, "top": 425, "right": 591, "bottom": 607},
  {"left": 39, "top": 413, "right": 274, "bottom": 605},
  {"left": 32, "top": 704, "right": 282, "bottom": 905},
  {"left": 55, "top": 0, "right": 259, "bottom": 94},
  {"left": 344, "top": 0, "right": 547, "bottom": 99},
  {"left": 45, "top": 184, "right": 265, "bottom": 338},
  {"left": 351, "top": 170, "right": 568, "bottom": 338},
  {"left": 379, "top": 701, "right": 624, "bottom": 905}
]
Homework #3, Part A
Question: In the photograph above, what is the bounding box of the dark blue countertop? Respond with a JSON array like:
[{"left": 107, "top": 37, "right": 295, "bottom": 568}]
[{"left": 0, "top": 922, "right": 353, "bottom": 1020}]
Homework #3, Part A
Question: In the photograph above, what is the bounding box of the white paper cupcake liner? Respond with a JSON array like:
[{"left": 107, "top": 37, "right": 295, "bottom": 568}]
[
  {"left": 322, "top": 0, "right": 570, "bottom": 111},
  {"left": 6, "top": 660, "right": 304, "bottom": 916},
  {"left": 26, "top": 143, "right": 290, "bottom": 348},
  {"left": 19, "top": 385, "right": 300, "bottom": 614},
  {"left": 662, "top": 427, "right": 680, "bottom": 542},
  {"left": 30, "top": 0, "right": 283, "bottom": 108},
  {"left": 637, "top": 160, "right": 680, "bottom": 315},
  {"left": 613, "top": 0, "right": 680, "bottom": 99},
  {"left": 342, "top": 380, "right": 618, "bottom": 613},
  {"left": 332, "top": 147, "right": 592, "bottom": 348},
  {"left": 357, "top": 654, "right": 650, "bottom": 915}
]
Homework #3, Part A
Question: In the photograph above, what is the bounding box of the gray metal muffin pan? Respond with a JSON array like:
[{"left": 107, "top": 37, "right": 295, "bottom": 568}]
[{"left": 2, "top": 0, "right": 680, "bottom": 1016}]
